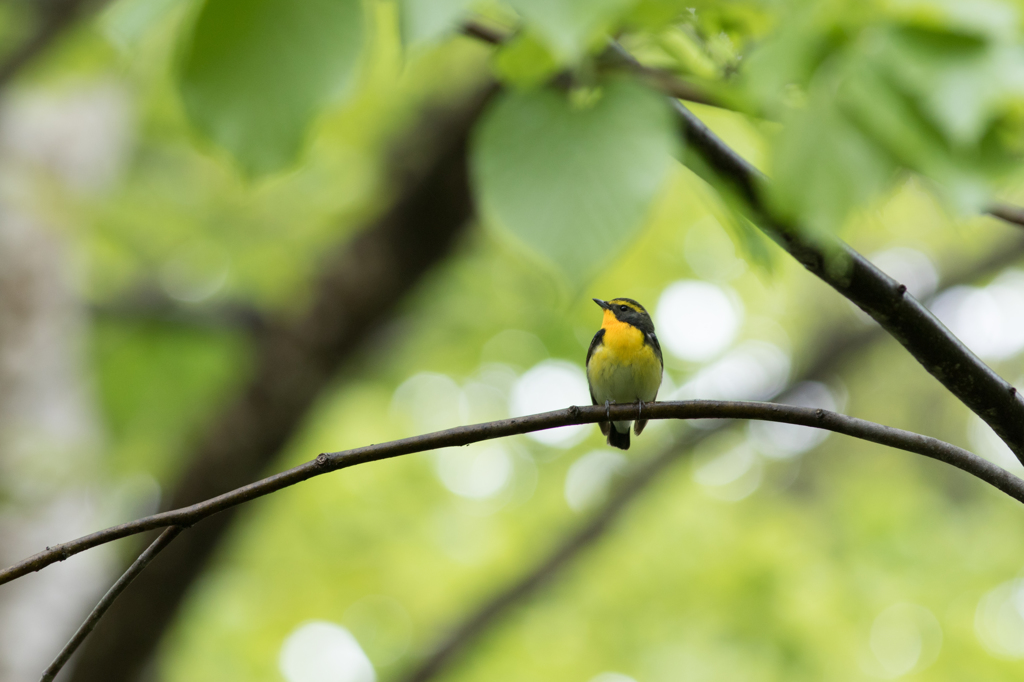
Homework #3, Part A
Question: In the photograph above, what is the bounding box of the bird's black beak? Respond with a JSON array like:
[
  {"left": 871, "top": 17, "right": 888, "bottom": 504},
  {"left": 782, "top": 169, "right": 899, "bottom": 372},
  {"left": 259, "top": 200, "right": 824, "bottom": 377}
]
[{"left": 593, "top": 298, "right": 610, "bottom": 310}]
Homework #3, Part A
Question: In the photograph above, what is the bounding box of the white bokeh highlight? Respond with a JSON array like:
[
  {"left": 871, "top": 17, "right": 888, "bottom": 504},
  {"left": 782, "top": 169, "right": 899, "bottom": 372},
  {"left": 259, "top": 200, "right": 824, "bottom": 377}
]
[
  {"left": 931, "top": 270, "right": 1024, "bottom": 361},
  {"left": 693, "top": 442, "right": 763, "bottom": 502},
  {"left": 587, "top": 673, "right": 638, "bottom": 682},
  {"left": 390, "top": 373, "right": 462, "bottom": 434},
  {"left": 967, "top": 413, "right": 1024, "bottom": 475},
  {"left": 435, "top": 443, "right": 513, "bottom": 500},
  {"left": 510, "top": 360, "right": 590, "bottom": 447},
  {"left": 279, "top": 621, "right": 376, "bottom": 682},
  {"left": 870, "top": 247, "right": 939, "bottom": 299},
  {"left": 749, "top": 382, "right": 840, "bottom": 460},
  {"left": 564, "top": 450, "right": 627, "bottom": 512},
  {"left": 976, "top": 579, "right": 1024, "bottom": 658},
  {"left": 864, "top": 603, "right": 942, "bottom": 678},
  {"left": 672, "top": 341, "right": 790, "bottom": 403},
  {"left": 656, "top": 281, "right": 743, "bottom": 362}
]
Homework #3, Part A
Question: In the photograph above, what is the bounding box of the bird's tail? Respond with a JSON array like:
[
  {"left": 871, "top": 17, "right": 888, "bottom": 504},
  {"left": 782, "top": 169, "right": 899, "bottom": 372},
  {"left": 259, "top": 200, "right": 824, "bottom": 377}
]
[{"left": 607, "top": 424, "right": 630, "bottom": 450}]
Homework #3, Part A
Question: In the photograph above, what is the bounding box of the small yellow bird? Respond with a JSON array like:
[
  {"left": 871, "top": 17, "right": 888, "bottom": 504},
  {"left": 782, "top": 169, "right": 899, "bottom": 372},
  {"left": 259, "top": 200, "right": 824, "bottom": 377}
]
[{"left": 586, "top": 297, "right": 664, "bottom": 450}]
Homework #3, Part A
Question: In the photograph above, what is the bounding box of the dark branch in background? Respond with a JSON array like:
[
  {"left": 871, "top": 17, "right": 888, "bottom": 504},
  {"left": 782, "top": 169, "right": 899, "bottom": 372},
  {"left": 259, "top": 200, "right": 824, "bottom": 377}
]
[
  {"left": 602, "top": 42, "right": 1024, "bottom": 463},
  {"left": 392, "top": 233, "right": 1024, "bottom": 682},
  {"left": 4, "top": 400, "right": 1023, "bottom": 592},
  {"left": 90, "top": 285, "right": 267, "bottom": 334},
  {"left": 65, "top": 83, "right": 499, "bottom": 682},
  {"left": 459, "top": 20, "right": 720, "bottom": 106},
  {"left": 988, "top": 203, "right": 1024, "bottom": 229},
  {"left": 39, "top": 527, "right": 182, "bottom": 682},
  {"left": 455, "top": 25, "right": 1024, "bottom": 462},
  {"left": 0, "top": 0, "right": 110, "bottom": 89}
]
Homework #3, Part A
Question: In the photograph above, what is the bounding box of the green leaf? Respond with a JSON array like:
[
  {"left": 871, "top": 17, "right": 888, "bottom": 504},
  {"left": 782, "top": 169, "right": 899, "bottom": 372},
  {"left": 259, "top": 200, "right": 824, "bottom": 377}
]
[
  {"left": 179, "top": 0, "right": 363, "bottom": 176},
  {"left": 770, "top": 72, "right": 898, "bottom": 234},
  {"left": 472, "top": 79, "right": 678, "bottom": 285},
  {"left": 399, "top": 0, "right": 474, "bottom": 46},
  {"left": 492, "top": 31, "right": 560, "bottom": 90},
  {"left": 507, "top": 0, "right": 635, "bottom": 61},
  {"left": 102, "top": 0, "right": 186, "bottom": 51}
]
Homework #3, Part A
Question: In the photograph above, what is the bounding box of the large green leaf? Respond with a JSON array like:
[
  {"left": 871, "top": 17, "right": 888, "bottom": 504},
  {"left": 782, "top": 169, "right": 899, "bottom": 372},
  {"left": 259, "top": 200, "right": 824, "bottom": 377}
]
[
  {"left": 508, "top": 0, "right": 635, "bottom": 61},
  {"left": 472, "top": 79, "right": 678, "bottom": 285},
  {"left": 399, "top": 0, "right": 474, "bottom": 46},
  {"left": 179, "top": 0, "right": 363, "bottom": 175},
  {"left": 770, "top": 72, "right": 898, "bottom": 235}
]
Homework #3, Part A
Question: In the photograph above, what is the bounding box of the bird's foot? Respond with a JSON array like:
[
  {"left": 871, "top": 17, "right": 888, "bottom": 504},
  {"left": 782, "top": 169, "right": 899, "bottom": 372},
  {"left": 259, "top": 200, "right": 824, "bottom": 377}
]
[{"left": 604, "top": 400, "right": 612, "bottom": 421}]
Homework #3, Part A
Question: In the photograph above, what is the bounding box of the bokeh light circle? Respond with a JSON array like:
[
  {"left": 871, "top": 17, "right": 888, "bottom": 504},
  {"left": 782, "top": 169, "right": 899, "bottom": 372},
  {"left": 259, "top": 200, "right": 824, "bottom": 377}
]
[
  {"left": 279, "top": 621, "right": 375, "bottom": 682},
  {"left": 655, "top": 280, "right": 742, "bottom": 362}
]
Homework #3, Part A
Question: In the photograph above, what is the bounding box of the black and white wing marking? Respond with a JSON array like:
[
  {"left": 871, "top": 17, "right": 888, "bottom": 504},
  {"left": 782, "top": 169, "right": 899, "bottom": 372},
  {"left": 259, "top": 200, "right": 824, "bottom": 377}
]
[
  {"left": 586, "top": 328, "right": 606, "bottom": 405},
  {"left": 645, "top": 331, "right": 664, "bottom": 368}
]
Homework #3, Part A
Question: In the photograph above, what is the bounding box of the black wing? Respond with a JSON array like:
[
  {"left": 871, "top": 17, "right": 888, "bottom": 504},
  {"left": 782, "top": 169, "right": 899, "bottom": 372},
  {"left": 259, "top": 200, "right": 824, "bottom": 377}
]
[
  {"left": 645, "top": 331, "right": 664, "bottom": 368},
  {"left": 586, "top": 328, "right": 605, "bottom": 406},
  {"left": 586, "top": 328, "right": 610, "bottom": 435}
]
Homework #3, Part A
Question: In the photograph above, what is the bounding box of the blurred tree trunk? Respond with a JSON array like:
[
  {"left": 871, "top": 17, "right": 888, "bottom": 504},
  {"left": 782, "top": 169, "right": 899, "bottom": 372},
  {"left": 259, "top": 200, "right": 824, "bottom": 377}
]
[
  {"left": 0, "top": 207, "right": 110, "bottom": 682},
  {"left": 67, "top": 80, "right": 497, "bottom": 682},
  {"left": 0, "top": 83, "right": 132, "bottom": 682}
]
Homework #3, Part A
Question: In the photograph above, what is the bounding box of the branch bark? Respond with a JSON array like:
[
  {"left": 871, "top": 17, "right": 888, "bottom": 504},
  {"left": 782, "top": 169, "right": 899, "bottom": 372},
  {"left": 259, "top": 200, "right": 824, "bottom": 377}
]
[
  {"left": 603, "top": 42, "right": 1024, "bottom": 463},
  {"left": 39, "top": 526, "right": 182, "bottom": 682},
  {"left": 5, "top": 400, "right": 1022, "bottom": 597},
  {"left": 452, "top": 29, "right": 1024, "bottom": 464},
  {"left": 394, "top": 232, "right": 1024, "bottom": 682}
]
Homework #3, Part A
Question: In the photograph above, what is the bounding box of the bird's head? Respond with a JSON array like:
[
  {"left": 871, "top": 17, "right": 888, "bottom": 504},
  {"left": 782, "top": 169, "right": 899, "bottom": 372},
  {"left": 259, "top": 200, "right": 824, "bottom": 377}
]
[{"left": 593, "top": 297, "right": 655, "bottom": 333}]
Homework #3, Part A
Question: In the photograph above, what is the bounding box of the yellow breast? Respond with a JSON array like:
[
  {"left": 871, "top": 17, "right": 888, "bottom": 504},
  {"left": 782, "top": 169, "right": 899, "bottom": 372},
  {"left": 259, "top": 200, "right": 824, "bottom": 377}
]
[
  {"left": 587, "top": 310, "right": 662, "bottom": 406},
  {"left": 600, "top": 309, "right": 646, "bottom": 359}
]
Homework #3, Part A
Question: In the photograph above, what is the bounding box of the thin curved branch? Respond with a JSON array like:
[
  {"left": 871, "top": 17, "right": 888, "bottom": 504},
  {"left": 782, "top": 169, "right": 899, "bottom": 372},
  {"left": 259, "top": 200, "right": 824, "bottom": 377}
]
[
  {"left": 38, "top": 526, "right": 182, "bottom": 682},
  {"left": 395, "top": 233, "right": 1024, "bottom": 682},
  {"left": 2, "top": 400, "right": 1019, "bottom": 588}
]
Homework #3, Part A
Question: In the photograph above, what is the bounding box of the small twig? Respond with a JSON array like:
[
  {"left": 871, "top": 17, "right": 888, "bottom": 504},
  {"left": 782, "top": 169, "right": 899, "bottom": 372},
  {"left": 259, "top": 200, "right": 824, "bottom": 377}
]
[
  {"left": 461, "top": 19, "right": 507, "bottom": 46},
  {"left": 988, "top": 203, "right": 1024, "bottom": 229},
  {"left": 1, "top": 400, "right": 1019, "bottom": 588},
  {"left": 0, "top": 0, "right": 110, "bottom": 90},
  {"left": 39, "top": 526, "right": 182, "bottom": 682},
  {"left": 459, "top": 20, "right": 719, "bottom": 106}
]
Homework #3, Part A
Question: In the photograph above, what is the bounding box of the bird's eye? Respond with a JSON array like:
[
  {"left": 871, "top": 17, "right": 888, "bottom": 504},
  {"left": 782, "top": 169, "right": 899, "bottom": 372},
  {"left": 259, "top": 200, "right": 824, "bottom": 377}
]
[{"left": 619, "top": 305, "right": 628, "bottom": 312}]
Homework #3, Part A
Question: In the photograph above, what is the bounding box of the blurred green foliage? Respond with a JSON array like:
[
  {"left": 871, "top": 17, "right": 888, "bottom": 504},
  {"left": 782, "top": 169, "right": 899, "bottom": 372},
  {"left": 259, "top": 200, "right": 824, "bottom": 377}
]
[
  {"left": 472, "top": 78, "right": 678, "bottom": 287},
  {"left": 8, "top": 0, "right": 1024, "bottom": 680},
  {"left": 179, "top": 0, "right": 364, "bottom": 175}
]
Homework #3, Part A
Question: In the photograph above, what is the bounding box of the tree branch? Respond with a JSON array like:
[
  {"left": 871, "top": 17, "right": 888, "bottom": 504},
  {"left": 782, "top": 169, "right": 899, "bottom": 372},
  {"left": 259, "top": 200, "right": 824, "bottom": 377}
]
[
  {"left": 394, "top": 231, "right": 1024, "bottom": 682},
  {"left": 38, "top": 526, "right": 182, "bottom": 682},
  {"left": 459, "top": 20, "right": 719, "bottom": 106},
  {"left": 596, "top": 42, "right": 1024, "bottom": 464},
  {"left": 4, "top": 400, "right": 1021, "bottom": 595},
  {"left": 460, "top": 21, "right": 1024, "bottom": 464}
]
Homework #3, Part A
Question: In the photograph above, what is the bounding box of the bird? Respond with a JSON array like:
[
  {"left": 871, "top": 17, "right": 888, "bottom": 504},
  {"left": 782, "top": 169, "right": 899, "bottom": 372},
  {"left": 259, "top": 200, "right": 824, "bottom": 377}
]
[{"left": 586, "top": 297, "right": 664, "bottom": 450}]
